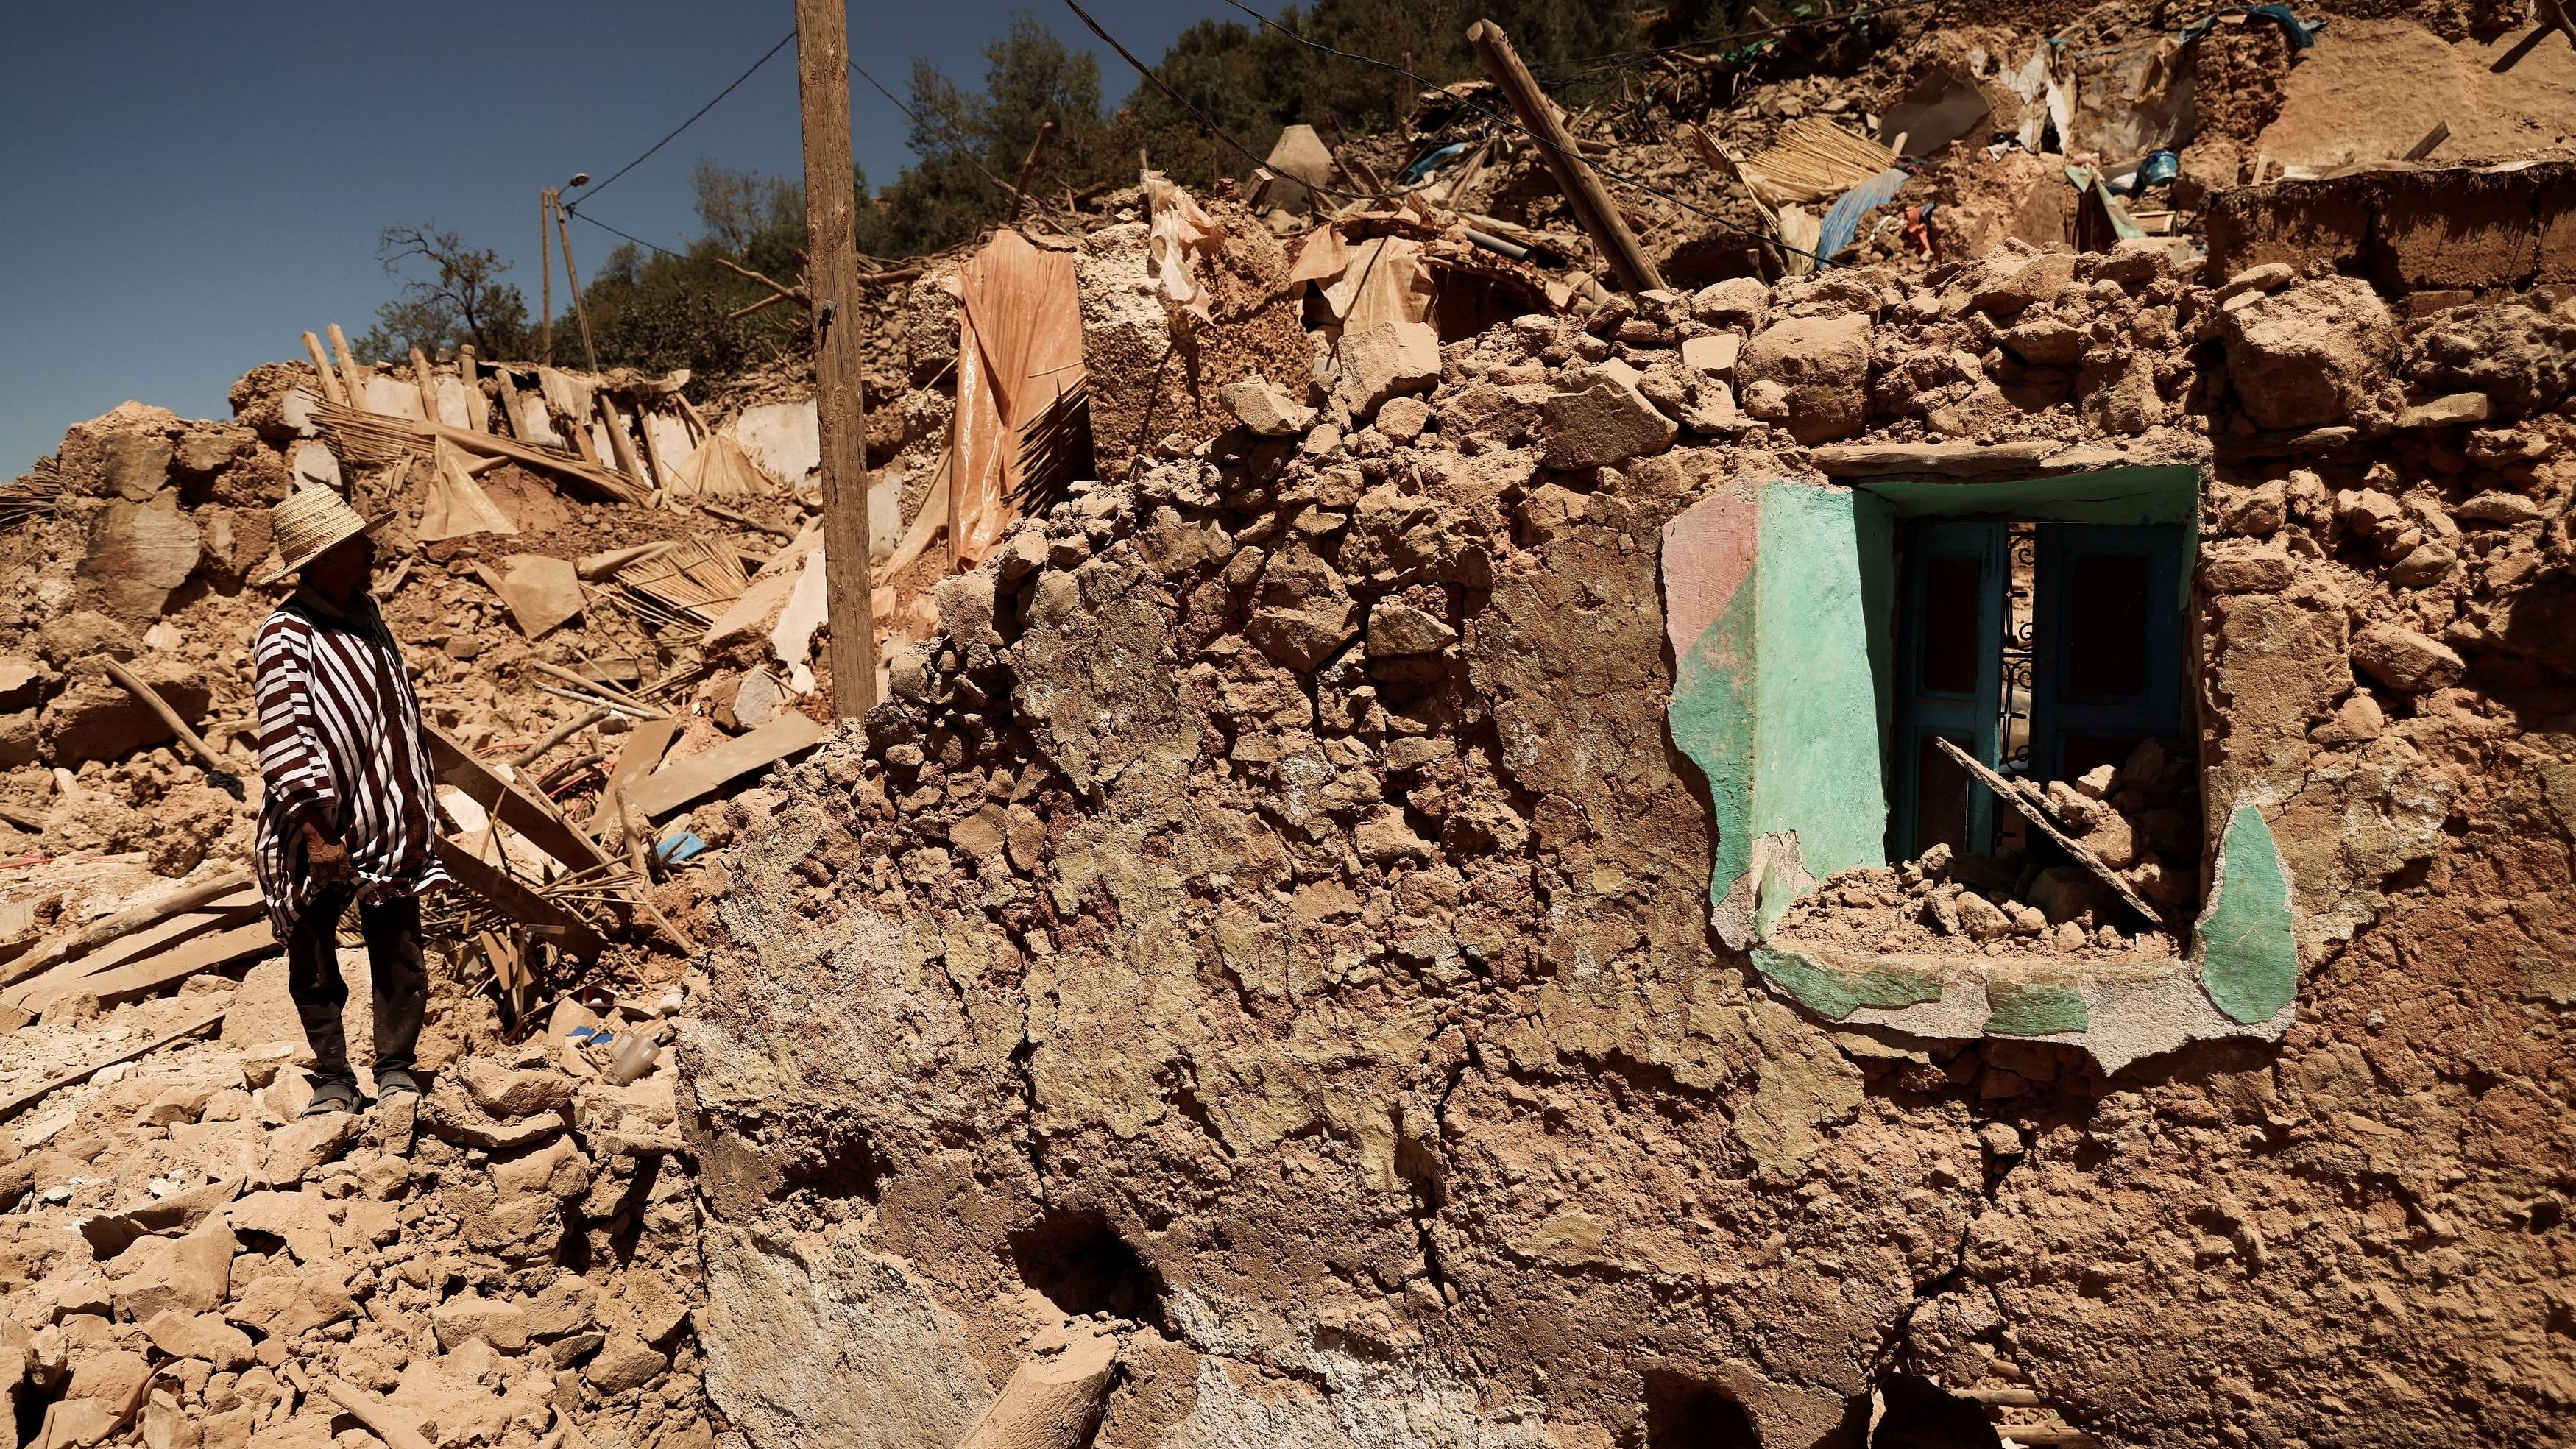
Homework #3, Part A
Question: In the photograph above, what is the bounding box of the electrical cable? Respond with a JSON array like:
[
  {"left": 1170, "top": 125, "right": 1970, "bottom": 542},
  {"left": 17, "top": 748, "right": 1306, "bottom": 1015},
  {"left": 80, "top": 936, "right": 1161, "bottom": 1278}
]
[
  {"left": 1055, "top": 0, "right": 1449, "bottom": 206},
  {"left": 845, "top": 57, "right": 1038, "bottom": 207},
  {"left": 1524, "top": 1, "right": 1937, "bottom": 75},
  {"left": 570, "top": 29, "right": 796, "bottom": 205},
  {"left": 1197, "top": 0, "right": 1830, "bottom": 263},
  {"left": 562, "top": 206, "right": 689, "bottom": 263}
]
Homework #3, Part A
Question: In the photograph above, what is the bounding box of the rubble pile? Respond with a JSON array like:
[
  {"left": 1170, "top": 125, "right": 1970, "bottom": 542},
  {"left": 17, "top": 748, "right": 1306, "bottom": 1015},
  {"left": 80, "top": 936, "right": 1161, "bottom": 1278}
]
[
  {"left": 0, "top": 960, "right": 704, "bottom": 1449},
  {"left": 683, "top": 136, "right": 2576, "bottom": 1449},
  {"left": 1777, "top": 735, "right": 2202, "bottom": 958}
]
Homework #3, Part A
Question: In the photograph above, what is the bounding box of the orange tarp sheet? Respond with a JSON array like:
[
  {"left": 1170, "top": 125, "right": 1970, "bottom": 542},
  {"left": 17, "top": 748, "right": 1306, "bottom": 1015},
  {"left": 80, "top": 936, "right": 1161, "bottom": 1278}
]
[{"left": 946, "top": 228, "right": 1085, "bottom": 566}]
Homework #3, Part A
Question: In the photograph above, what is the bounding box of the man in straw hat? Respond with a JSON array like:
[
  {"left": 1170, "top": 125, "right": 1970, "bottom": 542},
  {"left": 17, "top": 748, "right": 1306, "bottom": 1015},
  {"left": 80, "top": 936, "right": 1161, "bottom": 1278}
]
[{"left": 252, "top": 488, "right": 448, "bottom": 1115}]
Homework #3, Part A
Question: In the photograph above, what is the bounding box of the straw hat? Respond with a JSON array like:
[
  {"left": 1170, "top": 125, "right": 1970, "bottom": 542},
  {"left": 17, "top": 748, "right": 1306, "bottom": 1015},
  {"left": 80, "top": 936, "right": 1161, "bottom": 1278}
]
[{"left": 254, "top": 487, "right": 390, "bottom": 587}]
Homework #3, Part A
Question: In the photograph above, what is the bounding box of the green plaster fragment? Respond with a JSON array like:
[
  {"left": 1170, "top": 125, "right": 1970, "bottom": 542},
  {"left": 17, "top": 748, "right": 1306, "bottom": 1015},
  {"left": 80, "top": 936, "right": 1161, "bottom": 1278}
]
[
  {"left": 1669, "top": 578, "right": 1760, "bottom": 911},
  {"left": 1983, "top": 978, "right": 2090, "bottom": 1036},
  {"left": 2198, "top": 804, "right": 2299, "bottom": 1023},
  {"left": 1753, "top": 946, "right": 1945, "bottom": 1020}
]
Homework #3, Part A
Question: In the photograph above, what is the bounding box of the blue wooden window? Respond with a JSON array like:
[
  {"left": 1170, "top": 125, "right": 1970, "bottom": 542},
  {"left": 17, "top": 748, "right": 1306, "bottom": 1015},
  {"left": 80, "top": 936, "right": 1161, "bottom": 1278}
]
[
  {"left": 1891, "top": 521, "right": 2185, "bottom": 857},
  {"left": 2030, "top": 523, "right": 2186, "bottom": 783},
  {"left": 1892, "top": 521, "right": 2006, "bottom": 857}
]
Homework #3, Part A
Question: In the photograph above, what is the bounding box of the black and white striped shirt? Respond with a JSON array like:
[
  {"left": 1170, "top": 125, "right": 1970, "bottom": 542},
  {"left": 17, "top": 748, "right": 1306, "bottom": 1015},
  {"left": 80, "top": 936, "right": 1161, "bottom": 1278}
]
[{"left": 252, "top": 588, "right": 450, "bottom": 938}]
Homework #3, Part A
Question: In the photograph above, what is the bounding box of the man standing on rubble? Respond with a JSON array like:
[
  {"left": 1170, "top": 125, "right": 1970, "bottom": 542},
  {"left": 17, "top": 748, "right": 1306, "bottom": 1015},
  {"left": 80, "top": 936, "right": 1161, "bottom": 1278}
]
[{"left": 250, "top": 488, "right": 448, "bottom": 1116}]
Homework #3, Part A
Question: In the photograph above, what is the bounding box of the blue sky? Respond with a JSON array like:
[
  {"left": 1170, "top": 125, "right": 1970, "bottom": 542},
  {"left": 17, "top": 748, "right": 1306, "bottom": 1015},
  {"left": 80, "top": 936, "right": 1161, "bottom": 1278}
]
[{"left": 0, "top": 0, "right": 1236, "bottom": 472}]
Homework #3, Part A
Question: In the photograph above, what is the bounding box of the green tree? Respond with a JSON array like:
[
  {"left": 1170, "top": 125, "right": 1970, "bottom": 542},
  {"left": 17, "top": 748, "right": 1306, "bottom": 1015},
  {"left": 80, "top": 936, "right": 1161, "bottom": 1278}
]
[
  {"left": 357, "top": 224, "right": 532, "bottom": 362},
  {"left": 857, "top": 13, "right": 1116, "bottom": 257},
  {"left": 691, "top": 160, "right": 804, "bottom": 265}
]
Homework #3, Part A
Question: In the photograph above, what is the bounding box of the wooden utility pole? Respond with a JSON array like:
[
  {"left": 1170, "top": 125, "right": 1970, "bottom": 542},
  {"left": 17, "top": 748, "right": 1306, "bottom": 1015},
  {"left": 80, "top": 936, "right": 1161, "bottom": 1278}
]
[
  {"left": 1466, "top": 20, "right": 1666, "bottom": 293},
  {"left": 793, "top": 0, "right": 879, "bottom": 717},
  {"left": 551, "top": 196, "right": 599, "bottom": 372},
  {"left": 539, "top": 188, "right": 555, "bottom": 365}
]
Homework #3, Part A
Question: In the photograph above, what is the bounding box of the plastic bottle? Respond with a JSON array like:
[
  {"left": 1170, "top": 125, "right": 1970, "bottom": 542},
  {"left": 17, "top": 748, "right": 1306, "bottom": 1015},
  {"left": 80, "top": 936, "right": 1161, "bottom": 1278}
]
[{"left": 605, "top": 1033, "right": 659, "bottom": 1085}]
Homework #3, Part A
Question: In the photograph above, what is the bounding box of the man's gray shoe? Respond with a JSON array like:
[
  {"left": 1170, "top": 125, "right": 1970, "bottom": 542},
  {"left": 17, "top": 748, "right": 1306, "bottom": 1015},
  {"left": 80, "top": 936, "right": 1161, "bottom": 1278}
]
[
  {"left": 302, "top": 1077, "right": 364, "bottom": 1116},
  {"left": 374, "top": 1066, "right": 420, "bottom": 1098}
]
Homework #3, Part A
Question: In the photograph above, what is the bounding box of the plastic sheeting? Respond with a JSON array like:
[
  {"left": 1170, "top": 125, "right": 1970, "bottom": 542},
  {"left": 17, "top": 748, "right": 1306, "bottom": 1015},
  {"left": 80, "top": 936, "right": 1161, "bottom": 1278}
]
[
  {"left": 1144, "top": 171, "right": 1226, "bottom": 324},
  {"left": 664, "top": 431, "right": 771, "bottom": 500},
  {"left": 946, "top": 228, "right": 1086, "bottom": 567},
  {"left": 416, "top": 438, "right": 518, "bottom": 542},
  {"left": 1815, "top": 167, "right": 1914, "bottom": 263}
]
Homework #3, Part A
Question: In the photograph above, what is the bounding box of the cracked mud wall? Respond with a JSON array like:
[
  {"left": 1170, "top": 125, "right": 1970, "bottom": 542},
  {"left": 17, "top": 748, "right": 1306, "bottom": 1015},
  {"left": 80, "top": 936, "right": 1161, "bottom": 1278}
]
[{"left": 681, "top": 251, "right": 2576, "bottom": 1449}]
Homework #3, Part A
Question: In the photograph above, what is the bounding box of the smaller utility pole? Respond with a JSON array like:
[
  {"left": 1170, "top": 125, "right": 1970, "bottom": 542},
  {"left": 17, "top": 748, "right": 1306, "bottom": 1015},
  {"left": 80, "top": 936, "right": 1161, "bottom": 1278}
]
[
  {"left": 552, "top": 189, "right": 599, "bottom": 372},
  {"left": 794, "top": 0, "right": 879, "bottom": 717},
  {"left": 1468, "top": 20, "right": 1666, "bottom": 293}
]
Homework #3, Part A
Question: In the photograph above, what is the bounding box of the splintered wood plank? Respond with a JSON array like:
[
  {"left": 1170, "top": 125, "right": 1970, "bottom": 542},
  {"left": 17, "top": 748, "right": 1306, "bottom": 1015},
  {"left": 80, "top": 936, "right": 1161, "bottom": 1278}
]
[
  {"left": 1, "top": 891, "right": 262, "bottom": 1010},
  {"left": 629, "top": 714, "right": 827, "bottom": 819},
  {"left": 423, "top": 726, "right": 617, "bottom": 873},
  {"left": 1934, "top": 737, "right": 2162, "bottom": 922},
  {"left": 0, "top": 868, "right": 258, "bottom": 989},
  {"left": 57, "top": 920, "right": 278, "bottom": 1011},
  {"left": 432, "top": 838, "right": 604, "bottom": 961},
  {"left": 591, "top": 718, "right": 682, "bottom": 838}
]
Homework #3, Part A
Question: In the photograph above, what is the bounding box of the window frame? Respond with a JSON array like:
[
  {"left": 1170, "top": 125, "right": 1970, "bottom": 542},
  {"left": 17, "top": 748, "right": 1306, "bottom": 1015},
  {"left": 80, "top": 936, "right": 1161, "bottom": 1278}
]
[{"left": 1659, "top": 461, "right": 2301, "bottom": 1071}]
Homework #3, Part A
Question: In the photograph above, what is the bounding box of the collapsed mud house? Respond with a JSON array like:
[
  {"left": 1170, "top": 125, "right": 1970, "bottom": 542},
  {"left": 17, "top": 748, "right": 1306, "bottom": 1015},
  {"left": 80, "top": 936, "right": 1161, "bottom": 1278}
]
[{"left": 0, "top": 3, "right": 2571, "bottom": 1449}]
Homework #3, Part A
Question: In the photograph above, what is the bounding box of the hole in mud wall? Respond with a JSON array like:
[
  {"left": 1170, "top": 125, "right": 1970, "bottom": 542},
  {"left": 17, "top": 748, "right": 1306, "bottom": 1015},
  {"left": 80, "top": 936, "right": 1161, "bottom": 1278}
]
[
  {"left": 773, "top": 1120, "right": 886, "bottom": 1205},
  {"left": 1642, "top": 1371, "right": 1760, "bottom": 1449},
  {"left": 1008, "top": 1208, "right": 1167, "bottom": 1328},
  {"left": 1870, "top": 1376, "right": 2002, "bottom": 1449}
]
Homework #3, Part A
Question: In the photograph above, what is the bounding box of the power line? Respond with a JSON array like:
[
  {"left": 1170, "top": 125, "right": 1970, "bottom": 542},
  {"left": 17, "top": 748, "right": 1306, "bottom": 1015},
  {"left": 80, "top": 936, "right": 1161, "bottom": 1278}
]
[
  {"left": 1055, "top": 0, "right": 1442, "bottom": 206},
  {"left": 1526, "top": 1, "right": 1936, "bottom": 76},
  {"left": 572, "top": 29, "right": 796, "bottom": 205},
  {"left": 845, "top": 57, "right": 1036, "bottom": 206},
  {"left": 562, "top": 205, "right": 688, "bottom": 263},
  {"left": 1204, "top": 0, "right": 1829, "bottom": 264}
]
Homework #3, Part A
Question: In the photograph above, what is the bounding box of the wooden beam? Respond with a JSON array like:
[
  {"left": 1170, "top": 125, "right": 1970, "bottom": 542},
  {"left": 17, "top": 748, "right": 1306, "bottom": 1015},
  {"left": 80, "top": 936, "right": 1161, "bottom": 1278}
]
[
  {"left": 456, "top": 344, "right": 485, "bottom": 433},
  {"left": 796, "top": 0, "right": 882, "bottom": 720},
  {"left": 0, "top": 868, "right": 255, "bottom": 988},
  {"left": 46, "top": 920, "right": 277, "bottom": 1013},
  {"left": 102, "top": 659, "right": 230, "bottom": 777},
  {"left": 1934, "top": 737, "right": 2162, "bottom": 923},
  {"left": 301, "top": 332, "right": 349, "bottom": 407},
  {"left": 1808, "top": 441, "right": 2064, "bottom": 478},
  {"left": 326, "top": 325, "right": 371, "bottom": 414},
  {"left": 431, "top": 838, "right": 604, "bottom": 961},
  {"left": 591, "top": 718, "right": 680, "bottom": 837},
  {"left": 408, "top": 347, "right": 443, "bottom": 422},
  {"left": 712, "top": 255, "right": 809, "bottom": 307},
  {"left": 1467, "top": 21, "right": 1665, "bottom": 293},
  {"left": 629, "top": 713, "right": 827, "bottom": 818},
  {"left": 422, "top": 724, "right": 618, "bottom": 874},
  {"left": 634, "top": 398, "right": 675, "bottom": 495},
  {"left": 1008, "top": 119, "right": 1056, "bottom": 224},
  {"left": 492, "top": 366, "right": 528, "bottom": 442},
  {"left": 0, "top": 999, "right": 230, "bottom": 1124},
  {"left": 1, "top": 892, "right": 259, "bottom": 1010},
  {"left": 595, "top": 393, "right": 648, "bottom": 486}
]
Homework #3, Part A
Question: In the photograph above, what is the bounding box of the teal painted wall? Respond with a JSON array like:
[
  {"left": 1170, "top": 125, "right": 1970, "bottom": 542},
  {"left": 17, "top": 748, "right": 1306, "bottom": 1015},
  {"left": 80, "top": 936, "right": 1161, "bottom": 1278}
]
[
  {"left": 1669, "top": 552, "right": 1760, "bottom": 915},
  {"left": 1754, "top": 483, "right": 1891, "bottom": 889},
  {"left": 2198, "top": 804, "right": 2299, "bottom": 1023}
]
